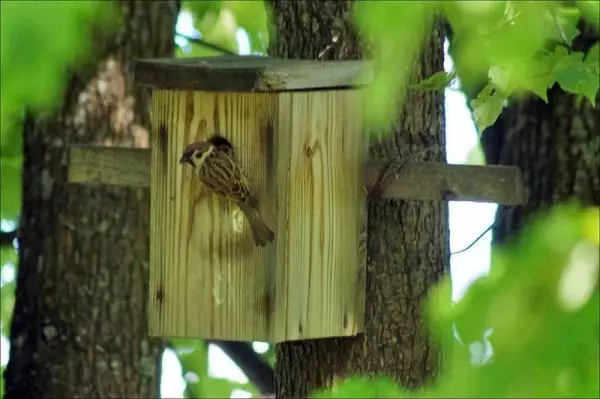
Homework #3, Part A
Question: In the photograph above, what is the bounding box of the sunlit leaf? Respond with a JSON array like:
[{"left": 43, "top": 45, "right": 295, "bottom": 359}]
[
  {"left": 584, "top": 41, "right": 599, "bottom": 75},
  {"left": 546, "top": 6, "right": 581, "bottom": 46},
  {"left": 465, "top": 144, "right": 486, "bottom": 166},
  {"left": 581, "top": 208, "right": 600, "bottom": 245},
  {"left": 552, "top": 50, "right": 599, "bottom": 104},
  {"left": 519, "top": 47, "right": 569, "bottom": 102},
  {"left": 520, "top": 62, "right": 555, "bottom": 102},
  {"left": 470, "top": 83, "right": 508, "bottom": 132}
]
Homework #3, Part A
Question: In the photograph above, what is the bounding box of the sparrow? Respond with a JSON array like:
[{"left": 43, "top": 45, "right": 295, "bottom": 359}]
[{"left": 179, "top": 134, "right": 275, "bottom": 247}]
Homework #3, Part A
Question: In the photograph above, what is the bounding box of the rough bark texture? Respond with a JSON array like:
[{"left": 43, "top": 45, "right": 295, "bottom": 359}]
[
  {"left": 3, "top": 2, "right": 179, "bottom": 398},
  {"left": 482, "top": 22, "right": 599, "bottom": 243},
  {"left": 267, "top": 1, "right": 449, "bottom": 397}
]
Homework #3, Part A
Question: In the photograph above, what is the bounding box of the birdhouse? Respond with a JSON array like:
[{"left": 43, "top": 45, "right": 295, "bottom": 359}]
[{"left": 134, "top": 55, "right": 369, "bottom": 342}]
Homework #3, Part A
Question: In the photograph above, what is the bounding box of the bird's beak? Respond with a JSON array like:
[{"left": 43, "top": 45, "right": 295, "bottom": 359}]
[{"left": 179, "top": 154, "right": 193, "bottom": 166}]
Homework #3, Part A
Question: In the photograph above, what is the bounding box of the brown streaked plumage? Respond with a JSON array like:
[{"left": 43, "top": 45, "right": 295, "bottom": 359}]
[{"left": 179, "top": 135, "right": 275, "bottom": 246}]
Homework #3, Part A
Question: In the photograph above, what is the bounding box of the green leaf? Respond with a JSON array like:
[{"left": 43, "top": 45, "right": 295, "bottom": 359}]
[
  {"left": 410, "top": 71, "right": 455, "bottom": 91},
  {"left": 465, "top": 144, "right": 486, "bottom": 165},
  {"left": 584, "top": 42, "right": 599, "bottom": 75},
  {"left": 546, "top": 6, "right": 581, "bottom": 46},
  {"left": 553, "top": 51, "right": 599, "bottom": 104},
  {"left": 470, "top": 83, "right": 508, "bottom": 132}
]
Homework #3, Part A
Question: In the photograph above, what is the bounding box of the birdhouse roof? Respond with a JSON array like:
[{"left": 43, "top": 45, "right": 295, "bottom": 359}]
[{"left": 134, "top": 55, "right": 371, "bottom": 92}]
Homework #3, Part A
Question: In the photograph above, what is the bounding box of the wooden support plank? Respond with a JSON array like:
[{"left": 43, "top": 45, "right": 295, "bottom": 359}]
[
  {"left": 366, "top": 160, "right": 527, "bottom": 205},
  {"left": 69, "top": 145, "right": 150, "bottom": 188},
  {"left": 134, "top": 55, "right": 372, "bottom": 92},
  {"left": 68, "top": 145, "right": 527, "bottom": 205}
]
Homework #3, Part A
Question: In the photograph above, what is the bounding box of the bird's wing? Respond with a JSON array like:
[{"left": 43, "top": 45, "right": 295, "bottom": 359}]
[{"left": 199, "top": 151, "right": 256, "bottom": 205}]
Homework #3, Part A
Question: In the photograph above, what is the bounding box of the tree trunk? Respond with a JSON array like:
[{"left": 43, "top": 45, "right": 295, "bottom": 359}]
[
  {"left": 267, "top": 1, "right": 449, "bottom": 397},
  {"left": 3, "top": 2, "right": 179, "bottom": 398},
  {"left": 482, "top": 21, "right": 599, "bottom": 244}
]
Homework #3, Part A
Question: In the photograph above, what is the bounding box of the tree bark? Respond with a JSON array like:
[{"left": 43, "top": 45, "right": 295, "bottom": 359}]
[
  {"left": 267, "top": 1, "right": 449, "bottom": 397},
  {"left": 3, "top": 2, "right": 179, "bottom": 398},
  {"left": 482, "top": 21, "right": 599, "bottom": 244}
]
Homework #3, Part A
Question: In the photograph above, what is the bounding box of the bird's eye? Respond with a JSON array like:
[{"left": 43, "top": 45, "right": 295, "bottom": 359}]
[{"left": 195, "top": 152, "right": 203, "bottom": 159}]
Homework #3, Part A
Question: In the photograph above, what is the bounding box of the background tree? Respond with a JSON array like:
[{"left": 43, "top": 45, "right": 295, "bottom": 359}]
[
  {"left": 268, "top": 2, "right": 450, "bottom": 397},
  {"left": 478, "top": 20, "right": 599, "bottom": 243},
  {"left": 2, "top": 1, "right": 179, "bottom": 397}
]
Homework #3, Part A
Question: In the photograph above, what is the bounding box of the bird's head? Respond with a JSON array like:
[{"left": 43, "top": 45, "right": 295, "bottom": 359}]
[
  {"left": 179, "top": 141, "right": 213, "bottom": 168},
  {"left": 180, "top": 135, "right": 234, "bottom": 168},
  {"left": 207, "top": 134, "right": 234, "bottom": 156}
]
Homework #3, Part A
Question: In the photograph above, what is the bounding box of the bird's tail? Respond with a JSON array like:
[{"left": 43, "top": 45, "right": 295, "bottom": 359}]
[{"left": 238, "top": 203, "right": 275, "bottom": 246}]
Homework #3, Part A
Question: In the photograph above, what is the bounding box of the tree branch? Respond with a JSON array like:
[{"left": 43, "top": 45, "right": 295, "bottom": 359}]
[
  {"left": 209, "top": 340, "right": 274, "bottom": 395},
  {"left": 0, "top": 230, "right": 17, "bottom": 246},
  {"left": 165, "top": 339, "right": 274, "bottom": 395},
  {"left": 175, "top": 33, "right": 238, "bottom": 56}
]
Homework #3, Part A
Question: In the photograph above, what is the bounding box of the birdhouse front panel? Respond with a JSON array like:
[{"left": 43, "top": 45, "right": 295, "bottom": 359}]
[{"left": 149, "top": 89, "right": 278, "bottom": 342}]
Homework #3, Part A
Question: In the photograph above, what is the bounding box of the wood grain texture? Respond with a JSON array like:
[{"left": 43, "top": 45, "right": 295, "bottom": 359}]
[
  {"left": 149, "top": 89, "right": 277, "bottom": 342},
  {"left": 69, "top": 147, "right": 527, "bottom": 205},
  {"left": 272, "top": 90, "right": 367, "bottom": 342},
  {"left": 134, "top": 55, "right": 371, "bottom": 92},
  {"left": 69, "top": 145, "right": 150, "bottom": 188},
  {"left": 147, "top": 88, "right": 367, "bottom": 342}
]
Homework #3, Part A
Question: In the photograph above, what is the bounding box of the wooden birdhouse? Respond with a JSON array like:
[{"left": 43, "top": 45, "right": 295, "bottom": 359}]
[
  {"left": 67, "top": 56, "right": 525, "bottom": 343},
  {"left": 133, "top": 55, "right": 370, "bottom": 342}
]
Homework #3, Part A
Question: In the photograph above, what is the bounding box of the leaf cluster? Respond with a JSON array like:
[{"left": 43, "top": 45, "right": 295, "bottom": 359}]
[
  {"left": 354, "top": 1, "right": 600, "bottom": 132},
  {"left": 314, "top": 204, "right": 600, "bottom": 398}
]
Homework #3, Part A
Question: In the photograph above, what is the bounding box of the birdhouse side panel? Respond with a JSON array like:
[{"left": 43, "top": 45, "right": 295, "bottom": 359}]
[{"left": 272, "top": 90, "right": 367, "bottom": 342}]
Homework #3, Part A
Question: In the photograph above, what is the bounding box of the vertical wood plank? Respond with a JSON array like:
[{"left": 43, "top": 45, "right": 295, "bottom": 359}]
[
  {"left": 273, "top": 90, "right": 367, "bottom": 342},
  {"left": 149, "top": 90, "right": 277, "bottom": 341}
]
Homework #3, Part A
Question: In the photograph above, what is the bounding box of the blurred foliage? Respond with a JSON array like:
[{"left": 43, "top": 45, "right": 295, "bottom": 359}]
[
  {"left": 354, "top": 1, "right": 600, "bottom": 132},
  {"left": 314, "top": 204, "right": 600, "bottom": 398},
  {"left": 177, "top": 0, "right": 269, "bottom": 57},
  {"left": 0, "top": 0, "right": 116, "bottom": 221},
  {"left": 171, "top": 339, "right": 260, "bottom": 398}
]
